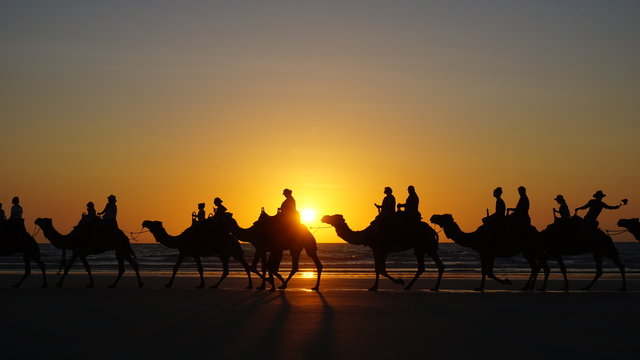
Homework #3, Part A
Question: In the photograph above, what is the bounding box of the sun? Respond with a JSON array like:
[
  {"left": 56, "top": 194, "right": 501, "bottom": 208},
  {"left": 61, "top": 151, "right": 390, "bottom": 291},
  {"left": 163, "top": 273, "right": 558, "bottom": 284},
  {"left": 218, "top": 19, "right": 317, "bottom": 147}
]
[{"left": 300, "top": 208, "right": 317, "bottom": 225}]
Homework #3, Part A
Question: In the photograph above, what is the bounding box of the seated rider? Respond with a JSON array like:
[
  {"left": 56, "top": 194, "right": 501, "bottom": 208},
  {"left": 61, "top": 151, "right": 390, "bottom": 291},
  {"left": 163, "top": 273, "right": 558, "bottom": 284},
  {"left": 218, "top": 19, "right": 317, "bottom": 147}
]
[
  {"left": 483, "top": 187, "right": 506, "bottom": 226},
  {"left": 81, "top": 201, "right": 98, "bottom": 223},
  {"left": 192, "top": 202, "right": 206, "bottom": 222},
  {"left": 374, "top": 187, "right": 396, "bottom": 233},
  {"left": 98, "top": 195, "right": 118, "bottom": 231},
  {"left": 397, "top": 185, "right": 420, "bottom": 221},
  {"left": 213, "top": 198, "right": 228, "bottom": 218},
  {"left": 553, "top": 195, "right": 570, "bottom": 222},
  {"left": 507, "top": 186, "right": 531, "bottom": 227},
  {"left": 8, "top": 196, "right": 26, "bottom": 233},
  {"left": 575, "top": 190, "right": 622, "bottom": 228},
  {"left": 0, "top": 202, "right": 5, "bottom": 222},
  {"left": 278, "top": 188, "right": 300, "bottom": 223}
]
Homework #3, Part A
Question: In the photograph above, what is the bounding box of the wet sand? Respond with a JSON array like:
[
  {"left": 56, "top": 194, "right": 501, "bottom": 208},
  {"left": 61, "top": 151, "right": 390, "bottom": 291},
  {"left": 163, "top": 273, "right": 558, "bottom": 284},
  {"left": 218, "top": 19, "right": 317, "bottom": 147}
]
[{"left": 1, "top": 274, "right": 639, "bottom": 360}]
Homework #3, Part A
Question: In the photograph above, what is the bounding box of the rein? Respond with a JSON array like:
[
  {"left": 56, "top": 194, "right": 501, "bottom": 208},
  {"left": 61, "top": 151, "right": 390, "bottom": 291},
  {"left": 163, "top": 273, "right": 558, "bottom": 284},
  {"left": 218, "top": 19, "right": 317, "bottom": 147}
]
[
  {"left": 606, "top": 229, "right": 628, "bottom": 236},
  {"left": 31, "top": 226, "right": 41, "bottom": 238},
  {"left": 128, "top": 229, "right": 150, "bottom": 242}
]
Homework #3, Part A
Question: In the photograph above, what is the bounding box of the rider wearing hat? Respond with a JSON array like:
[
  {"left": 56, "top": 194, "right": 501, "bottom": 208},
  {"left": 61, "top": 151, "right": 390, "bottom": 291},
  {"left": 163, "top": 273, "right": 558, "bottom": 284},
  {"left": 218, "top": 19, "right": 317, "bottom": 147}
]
[
  {"left": 575, "top": 190, "right": 621, "bottom": 227},
  {"left": 213, "top": 198, "right": 227, "bottom": 218},
  {"left": 553, "top": 195, "right": 570, "bottom": 221}
]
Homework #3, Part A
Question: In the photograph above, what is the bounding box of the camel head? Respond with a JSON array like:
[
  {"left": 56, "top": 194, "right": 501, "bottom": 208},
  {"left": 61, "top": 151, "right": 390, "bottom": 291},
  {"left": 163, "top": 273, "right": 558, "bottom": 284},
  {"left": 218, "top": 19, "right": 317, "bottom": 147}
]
[
  {"left": 34, "top": 217, "right": 53, "bottom": 228},
  {"left": 321, "top": 214, "right": 346, "bottom": 227},
  {"left": 617, "top": 218, "right": 639, "bottom": 229},
  {"left": 429, "top": 214, "right": 455, "bottom": 228},
  {"left": 141, "top": 220, "right": 163, "bottom": 232}
]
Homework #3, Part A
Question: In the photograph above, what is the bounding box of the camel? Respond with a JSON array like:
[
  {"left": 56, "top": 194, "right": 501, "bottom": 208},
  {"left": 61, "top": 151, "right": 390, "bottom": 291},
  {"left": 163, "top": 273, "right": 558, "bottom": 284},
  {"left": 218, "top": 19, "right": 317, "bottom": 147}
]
[
  {"left": 429, "top": 214, "right": 547, "bottom": 291},
  {"left": 219, "top": 210, "right": 323, "bottom": 291},
  {"left": 35, "top": 218, "right": 143, "bottom": 288},
  {"left": 533, "top": 219, "right": 626, "bottom": 291},
  {"left": 321, "top": 214, "right": 445, "bottom": 291},
  {"left": 617, "top": 218, "right": 640, "bottom": 241},
  {"left": 0, "top": 220, "right": 47, "bottom": 287},
  {"left": 141, "top": 219, "right": 259, "bottom": 289}
]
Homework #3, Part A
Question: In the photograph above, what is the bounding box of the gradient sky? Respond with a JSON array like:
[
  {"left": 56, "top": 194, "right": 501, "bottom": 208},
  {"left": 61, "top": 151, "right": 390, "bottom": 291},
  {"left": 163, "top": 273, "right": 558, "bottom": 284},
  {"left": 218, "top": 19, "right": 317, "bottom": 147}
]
[{"left": 1, "top": 1, "right": 639, "bottom": 243}]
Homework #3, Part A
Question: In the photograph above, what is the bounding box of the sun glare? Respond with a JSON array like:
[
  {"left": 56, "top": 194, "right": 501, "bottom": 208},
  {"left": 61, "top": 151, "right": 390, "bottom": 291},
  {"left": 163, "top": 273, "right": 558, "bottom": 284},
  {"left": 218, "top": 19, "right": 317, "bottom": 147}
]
[{"left": 300, "top": 208, "right": 317, "bottom": 225}]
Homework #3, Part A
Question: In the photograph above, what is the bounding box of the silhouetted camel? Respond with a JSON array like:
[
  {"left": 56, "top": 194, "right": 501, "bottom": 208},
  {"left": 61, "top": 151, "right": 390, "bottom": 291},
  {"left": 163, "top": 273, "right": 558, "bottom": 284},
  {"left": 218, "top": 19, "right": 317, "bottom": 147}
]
[
  {"left": 321, "top": 214, "right": 444, "bottom": 291},
  {"left": 141, "top": 219, "right": 259, "bottom": 289},
  {"left": 219, "top": 209, "right": 323, "bottom": 291},
  {"left": 617, "top": 218, "right": 640, "bottom": 241},
  {"left": 533, "top": 220, "right": 626, "bottom": 291},
  {"left": 35, "top": 218, "right": 142, "bottom": 288},
  {"left": 429, "top": 214, "right": 547, "bottom": 291},
  {"left": 0, "top": 220, "right": 47, "bottom": 287}
]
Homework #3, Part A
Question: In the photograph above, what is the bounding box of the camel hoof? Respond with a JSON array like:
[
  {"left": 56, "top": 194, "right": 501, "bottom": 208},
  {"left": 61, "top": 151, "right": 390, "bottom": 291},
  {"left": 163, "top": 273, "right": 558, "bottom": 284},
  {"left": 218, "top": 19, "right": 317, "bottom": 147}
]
[
  {"left": 164, "top": 283, "right": 172, "bottom": 288},
  {"left": 86, "top": 284, "right": 94, "bottom": 288},
  {"left": 430, "top": 287, "right": 439, "bottom": 292},
  {"left": 209, "top": 285, "right": 219, "bottom": 289},
  {"left": 473, "top": 287, "right": 484, "bottom": 292},
  {"left": 504, "top": 279, "right": 512, "bottom": 285},
  {"left": 196, "top": 285, "right": 205, "bottom": 289},
  {"left": 138, "top": 283, "right": 144, "bottom": 289},
  {"left": 246, "top": 285, "right": 253, "bottom": 290},
  {"left": 268, "top": 287, "right": 276, "bottom": 293},
  {"left": 12, "top": 283, "right": 21, "bottom": 288},
  {"left": 368, "top": 287, "right": 378, "bottom": 292},
  {"left": 403, "top": 286, "right": 411, "bottom": 291},
  {"left": 278, "top": 285, "right": 287, "bottom": 290},
  {"left": 536, "top": 287, "right": 546, "bottom": 292},
  {"left": 397, "top": 278, "right": 405, "bottom": 285},
  {"left": 257, "top": 285, "right": 265, "bottom": 290},
  {"left": 619, "top": 287, "right": 627, "bottom": 292},
  {"left": 108, "top": 284, "right": 116, "bottom": 289},
  {"left": 311, "top": 286, "right": 319, "bottom": 291},
  {"left": 56, "top": 282, "right": 63, "bottom": 288},
  {"left": 581, "top": 286, "right": 591, "bottom": 291}
]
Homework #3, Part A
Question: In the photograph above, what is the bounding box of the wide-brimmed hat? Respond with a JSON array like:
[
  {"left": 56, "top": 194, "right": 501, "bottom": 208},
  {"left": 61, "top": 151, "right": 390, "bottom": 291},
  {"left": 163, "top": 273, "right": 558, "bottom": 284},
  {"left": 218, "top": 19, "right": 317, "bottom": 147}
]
[
  {"left": 214, "top": 197, "right": 223, "bottom": 205},
  {"left": 554, "top": 195, "right": 564, "bottom": 201},
  {"left": 593, "top": 190, "right": 606, "bottom": 199}
]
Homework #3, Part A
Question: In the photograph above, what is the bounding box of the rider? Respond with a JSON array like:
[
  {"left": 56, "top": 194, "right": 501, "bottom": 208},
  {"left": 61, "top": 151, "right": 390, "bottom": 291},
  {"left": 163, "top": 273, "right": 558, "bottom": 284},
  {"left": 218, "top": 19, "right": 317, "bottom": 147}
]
[
  {"left": 397, "top": 185, "right": 420, "bottom": 221},
  {"left": 192, "top": 202, "right": 206, "bottom": 222},
  {"left": 484, "top": 187, "right": 506, "bottom": 225},
  {"left": 575, "top": 190, "right": 621, "bottom": 228},
  {"left": 553, "top": 195, "right": 570, "bottom": 221},
  {"left": 0, "top": 202, "right": 5, "bottom": 222},
  {"left": 8, "top": 196, "right": 26, "bottom": 234},
  {"left": 278, "top": 189, "right": 300, "bottom": 223},
  {"left": 507, "top": 186, "right": 531, "bottom": 226},
  {"left": 82, "top": 201, "right": 98, "bottom": 223},
  {"left": 98, "top": 195, "right": 118, "bottom": 232},
  {"left": 213, "top": 198, "right": 227, "bottom": 217}
]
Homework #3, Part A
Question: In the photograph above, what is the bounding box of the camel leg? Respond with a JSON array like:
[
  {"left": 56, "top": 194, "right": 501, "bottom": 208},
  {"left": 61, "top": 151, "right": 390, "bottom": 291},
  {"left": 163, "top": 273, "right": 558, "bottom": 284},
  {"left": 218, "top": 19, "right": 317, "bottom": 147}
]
[
  {"left": 124, "top": 254, "right": 143, "bottom": 288},
  {"left": 57, "top": 249, "right": 66, "bottom": 275},
  {"left": 108, "top": 253, "right": 126, "bottom": 288},
  {"left": 256, "top": 250, "right": 268, "bottom": 290},
  {"left": 475, "top": 255, "right": 490, "bottom": 292},
  {"left": 13, "top": 255, "right": 32, "bottom": 288},
  {"left": 428, "top": 251, "right": 445, "bottom": 292},
  {"left": 232, "top": 253, "right": 254, "bottom": 289},
  {"left": 194, "top": 256, "right": 205, "bottom": 289},
  {"left": 57, "top": 253, "right": 78, "bottom": 288},
  {"left": 583, "top": 253, "right": 604, "bottom": 291},
  {"left": 557, "top": 258, "right": 569, "bottom": 291},
  {"left": 166, "top": 252, "right": 187, "bottom": 288},
  {"left": 379, "top": 253, "right": 404, "bottom": 287},
  {"left": 280, "top": 249, "right": 302, "bottom": 290},
  {"left": 404, "top": 250, "right": 425, "bottom": 291},
  {"left": 539, "top": 260, "right": 550, "bottom": 292},
  {"left": 268, "top": 250, "right": 284, "bottom": 292},
  {"left": 606, "top": 253, "right": 626, "bottom": 291},
  {"left": 211, "top": 255, "right": 230, "bottom": 289},
  {"left": 522, "top": 256, "right": 538, "bottom": 291},
  {"left": 79, "top": 256, "right": 94, "bottom": 288},
  {"left": 33, "top": 256, "right": 47, "bottom": 288},
  {"left": 486, "top": 256, "right": 511, "bottom": 286},
  {"left": 306, "top": 248, "right": 323, "bottom": 291}
]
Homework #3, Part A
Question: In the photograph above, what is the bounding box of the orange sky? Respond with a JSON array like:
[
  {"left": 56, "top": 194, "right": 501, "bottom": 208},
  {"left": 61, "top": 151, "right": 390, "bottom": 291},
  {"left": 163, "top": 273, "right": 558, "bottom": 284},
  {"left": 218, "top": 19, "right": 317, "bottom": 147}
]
[{"left": 1, "top": 1, "right": 639, "bottom": 243}]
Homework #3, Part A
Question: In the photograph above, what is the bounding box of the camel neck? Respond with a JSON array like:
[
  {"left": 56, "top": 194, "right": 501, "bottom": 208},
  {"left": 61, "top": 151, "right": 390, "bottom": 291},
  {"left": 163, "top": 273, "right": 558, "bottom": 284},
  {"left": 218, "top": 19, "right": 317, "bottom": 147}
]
[
  {"left": 441, "top": 222, "right": 475, "bottom": 248},
  {"left": 149, "top": 227, "right": 181, "bottom": 249},
  {"left": 39, "top": 222, "right": 72, "bottom": 249},
  {"left": 332, "top": 222, "right": 368, "bottom": 246}
]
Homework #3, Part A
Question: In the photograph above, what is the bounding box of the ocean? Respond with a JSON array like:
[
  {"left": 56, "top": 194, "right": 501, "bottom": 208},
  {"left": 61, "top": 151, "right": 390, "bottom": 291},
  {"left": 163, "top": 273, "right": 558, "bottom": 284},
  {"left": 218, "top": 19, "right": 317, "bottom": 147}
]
[{"left": 1, "top": 242, "right": 638, "bottom": 278}]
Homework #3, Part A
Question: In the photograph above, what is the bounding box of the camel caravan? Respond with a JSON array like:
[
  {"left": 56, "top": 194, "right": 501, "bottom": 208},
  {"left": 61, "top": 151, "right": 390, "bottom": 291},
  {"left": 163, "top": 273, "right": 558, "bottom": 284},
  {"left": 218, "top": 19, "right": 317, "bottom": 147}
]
[{"left": 0, "top": 187, "right": 638, "bottom": 292}]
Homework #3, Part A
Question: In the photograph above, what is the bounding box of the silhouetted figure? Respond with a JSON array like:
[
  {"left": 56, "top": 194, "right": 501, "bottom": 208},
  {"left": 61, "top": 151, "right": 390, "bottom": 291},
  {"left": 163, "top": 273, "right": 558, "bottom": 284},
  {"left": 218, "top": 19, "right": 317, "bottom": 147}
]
[
  {"left": 82, "top": 201, "right": 97, "bottom": 222},
  {"left": 374, "top": 187, "right": 396, "bottom": 217},
  {"left": 192, "top": 202, "right": 206, "bottom": 222},
  {"left": 9, "top": 196, "right": 23, "bottom": 220},
  {"left": 213, "top": 198, "right": 227, "bottom": 217},
  {"left": 278, "top": 189, "right": 300, "bottom": 223},
  {"left": 507, "top": 186, "right": 531, "bottom": 226},
  {"left": 617, "top": 218, "right": 640, "bottom": 242},
  {"left": 397, "top": 185, "right": 420, "bottom": 220},
  {"left": 0, "top": 202, "right": 5, "bottom": 221},
  {"left": 575, "top": 190, "right": 621, "bottom": 227},
  {"left": 98, "top": 195, "right": 117, "bottom": 221},
  {"left": 483, "top": 187, "right": 506, "bottom": 226},
  {"left": 553, "top": 195, "right": 570, "bottom": 221}
]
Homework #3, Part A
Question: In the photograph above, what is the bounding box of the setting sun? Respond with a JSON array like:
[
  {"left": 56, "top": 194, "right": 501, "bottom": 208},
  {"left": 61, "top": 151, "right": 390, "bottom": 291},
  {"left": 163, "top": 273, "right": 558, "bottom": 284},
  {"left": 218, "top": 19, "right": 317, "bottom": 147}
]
[{"left": 300, "top": 208, "right": 317, "bottom": 225}]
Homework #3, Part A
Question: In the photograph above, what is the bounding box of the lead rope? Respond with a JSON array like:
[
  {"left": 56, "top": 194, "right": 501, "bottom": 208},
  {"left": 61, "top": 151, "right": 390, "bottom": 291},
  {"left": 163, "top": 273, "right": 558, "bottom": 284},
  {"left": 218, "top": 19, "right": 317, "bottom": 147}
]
[
  {"left": 31, "top": 226, "right": 41, "bottom": 238},
  {"left": 128, "top": 228, "right": 149, "bottom": 242},
  {"left": 606, "top": 229, "right": 628, "bottom": 236}
]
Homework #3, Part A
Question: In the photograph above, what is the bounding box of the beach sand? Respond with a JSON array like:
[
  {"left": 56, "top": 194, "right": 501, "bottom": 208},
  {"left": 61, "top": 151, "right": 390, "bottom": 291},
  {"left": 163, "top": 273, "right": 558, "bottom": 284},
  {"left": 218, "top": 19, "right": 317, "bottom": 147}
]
[{"left": 1, "top": 274, "right": 639, "bottom": 360}]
